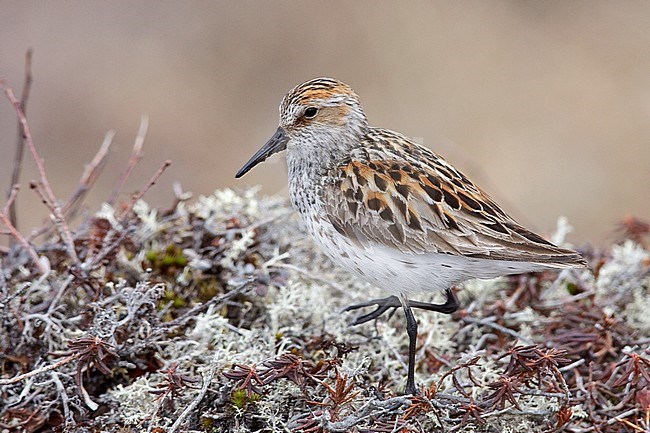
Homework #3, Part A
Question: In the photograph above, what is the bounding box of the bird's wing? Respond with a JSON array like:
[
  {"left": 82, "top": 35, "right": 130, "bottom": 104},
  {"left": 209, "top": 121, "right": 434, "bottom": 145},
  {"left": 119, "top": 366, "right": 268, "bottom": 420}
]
[{"left": 320, "top": 129, "right": 585, "bottom": 266}]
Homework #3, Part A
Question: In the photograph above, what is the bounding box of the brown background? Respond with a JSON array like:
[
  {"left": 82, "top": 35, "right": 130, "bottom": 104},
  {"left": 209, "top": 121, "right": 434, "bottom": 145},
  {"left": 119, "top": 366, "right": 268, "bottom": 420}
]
[{"left": 1, "top": 2, "right": 649, "bottom": 247}]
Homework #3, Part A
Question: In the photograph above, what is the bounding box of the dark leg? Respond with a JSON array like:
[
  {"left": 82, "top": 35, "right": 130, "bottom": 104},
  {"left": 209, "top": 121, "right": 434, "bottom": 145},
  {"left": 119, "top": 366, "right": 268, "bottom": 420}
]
[
  {"left": 401, "top": 296, "right": 419, "bottom": 395},
  {"left": 344, "top": 288, "right": 459, "bottom": 325},
  {"left": 410, "top": 288, "right": 459, "bottom": 314}
]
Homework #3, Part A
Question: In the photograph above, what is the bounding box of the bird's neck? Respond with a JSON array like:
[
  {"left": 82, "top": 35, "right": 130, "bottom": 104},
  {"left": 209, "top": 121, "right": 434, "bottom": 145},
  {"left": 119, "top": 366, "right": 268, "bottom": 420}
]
[
  {"left": 286, "top": 129, "right": 363, "bottom": 178},
  {"left": 286, "top": 129, "right": 363, "bottom": 216}
]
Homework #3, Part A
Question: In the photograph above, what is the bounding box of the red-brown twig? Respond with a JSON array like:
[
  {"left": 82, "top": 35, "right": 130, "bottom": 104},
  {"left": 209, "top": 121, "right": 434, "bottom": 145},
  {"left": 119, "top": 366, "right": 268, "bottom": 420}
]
[
  {"left": 82, "top": 158, "right": 171, "bottom": 270},
  {"left": 28, "top": 130, "right": 116, "bottom": 242},
  {"left": 118, "top": 160, "right": 172, "bottom": 219},
  {"left": 29, "top": 181, "right": 55, "bottom": 209},
  {"left": 64, "top": 129, "right": 115, "bottom": 219},
  {"left": 3, "top": 186, "right": 19, "bottom": 220},
  {"left": 7, "top": 49, "right": 33, "bottom": 231},
  {"left": 108, "top": 115, "right": 148, "bottom": 206},
  {"left": 4, "top": 87, "right": 80, "bottom": 267},
  {"left": 0, "top": 185, "right": 47, "bottom": 274}
]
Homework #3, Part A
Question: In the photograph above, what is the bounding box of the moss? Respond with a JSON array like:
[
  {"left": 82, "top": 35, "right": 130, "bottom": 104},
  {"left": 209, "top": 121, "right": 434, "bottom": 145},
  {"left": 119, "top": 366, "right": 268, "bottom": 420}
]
[
  {"left": 196, "top": 278, "right": 222, "bottom": 302},
  {"left": 565, "top": 281, "right": 579, "bottom": 295},
  {"left": 230, "top": 389, "right": 260, "bottom": 410},
  {"left": 158, "top": 288, "right": 187, "bottom": 310},
  {"left": 144, "top": 243, "right": 188, "bottom": 275}
]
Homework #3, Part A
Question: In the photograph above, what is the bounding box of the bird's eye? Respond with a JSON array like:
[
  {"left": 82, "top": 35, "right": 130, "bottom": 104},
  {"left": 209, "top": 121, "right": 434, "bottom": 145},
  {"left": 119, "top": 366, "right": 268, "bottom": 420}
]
[{"left": 304, "top": 107, "right": 318, "bottom": 119}]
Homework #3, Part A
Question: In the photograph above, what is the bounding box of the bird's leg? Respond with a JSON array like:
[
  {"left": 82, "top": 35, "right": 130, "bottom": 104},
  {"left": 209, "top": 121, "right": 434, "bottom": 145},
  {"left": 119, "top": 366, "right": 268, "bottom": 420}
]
[
  {"left": 343, "top": 290, "right": 459, "bottom": 395},
  {"left": 400, "top": 295, "right": 419, "bottom": 395},
  {"left": 344, "top": 289, "right": 459, "bottom": 325},
  {"left": 409, "top": 288, "right": 459, "bottom": 314}
]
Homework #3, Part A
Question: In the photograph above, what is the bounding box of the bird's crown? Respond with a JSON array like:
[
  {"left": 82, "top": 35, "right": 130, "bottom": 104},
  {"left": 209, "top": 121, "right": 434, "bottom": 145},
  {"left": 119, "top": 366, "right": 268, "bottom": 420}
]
[{"left": 279, "top": 77, "right": 367, "bottom": 130}]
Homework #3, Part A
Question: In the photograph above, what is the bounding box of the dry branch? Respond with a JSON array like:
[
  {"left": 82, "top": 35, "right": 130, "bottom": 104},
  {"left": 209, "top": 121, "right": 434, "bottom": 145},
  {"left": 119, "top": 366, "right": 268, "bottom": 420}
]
[
  {"left": 7, "top": 48, "right": 33, "bottom": 231},
  {"left": 4, "top": 87, "right": 80, "bottom": 266},
  {"left": 118, "top": 159, "right": 171, "bottom": 219},
  {"left": 0, "top": 185, "right": 47, "bottom": 274},
  {"left": 108, "top": 115, "right": 149, "bottom": 205},
  {"left": 0, "top": 352, "right": 82, "bottom": 386},
  {"left": 64, "top": 129, "right": 115, "bottom": 218},
  {"left": 28, "top": 130, "right": 116, "bottom": 242}
]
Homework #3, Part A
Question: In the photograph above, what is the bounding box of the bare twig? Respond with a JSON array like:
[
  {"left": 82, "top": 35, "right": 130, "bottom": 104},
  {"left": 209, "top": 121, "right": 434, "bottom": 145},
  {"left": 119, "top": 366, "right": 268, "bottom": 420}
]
[
  {"left": 78, "top": 378, "right": 99, "bottom": 411},
  {"left": 0, "top": 185, "right": 47, "bottom": 274},
  {"left": 51, "top": 372, "right": 74, "bottom": 428},
  {"left": 269, "top": 262, "right": 347, "bottom": 293},
  {"left": 85, "top": 227, "right": 133, "bottom": 270},
  {"left": 47, "top": 275, "right": 74, "bottom": 315},
  {"left": 606, "top": 408, "right": 639, "bottom": 425},
  {"left": 28, "top": 130, "right": 116, "bottom": 241},
  {"left": 108, "top": 115, "right": 148, "bottom": 206},
  {"left": 536, "top": 290, "right": 596, "bottom": 309},
  {"left": 118, "top": 160, "right": 171, "bottom": 219},
  {"left": 3, "top": 185, "right": 20, "bottom": 222},
  {"left": 30, "top": 181, "right": 55, "bottom": 209},
  {"left": 461, "top": 316, "right": 534, "bottom": 345},
  {"left": 7, "top": 48, "right": 33, "bottom": 231},
  {"left": 0, "top": 352, "right": 82, "bottom": 386},
  {"left": 162, "top": 280, "right": 250, "bottom": 328},
  {"left": 4, "top": 87, "right": 80, "bottom": 266},
  {"left": 320, "top": 396, "right": 411, "bottom": 432},
  {"left": 0, "top": 258, "right": 7, "bottom": 297},
  {"left": 64, "top": 129, "right": 115, "bottom": 219},
  {"left": 168, "top": 350, "right": 220, "bottom": 433},
  {"left": 559, "top": 358, "right": 586, "bottom": 372}
]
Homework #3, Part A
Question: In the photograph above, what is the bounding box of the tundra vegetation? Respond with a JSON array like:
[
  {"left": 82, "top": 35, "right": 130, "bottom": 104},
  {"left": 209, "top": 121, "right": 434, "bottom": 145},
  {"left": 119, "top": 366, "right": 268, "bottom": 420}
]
[{"left": 1, "top": 56, "right": 648, "bottom": 433}]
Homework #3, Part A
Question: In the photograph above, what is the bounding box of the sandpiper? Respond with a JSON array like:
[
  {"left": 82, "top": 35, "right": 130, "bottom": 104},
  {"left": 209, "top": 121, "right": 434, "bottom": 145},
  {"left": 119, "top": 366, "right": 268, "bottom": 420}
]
[{"left": 236, "top": 77, "right": 586, "bottom": 395}]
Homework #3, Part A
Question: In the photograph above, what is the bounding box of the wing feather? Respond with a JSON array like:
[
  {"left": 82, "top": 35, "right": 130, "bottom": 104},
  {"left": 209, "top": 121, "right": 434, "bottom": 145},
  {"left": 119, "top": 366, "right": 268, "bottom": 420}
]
[{"left": 320, "top": 129, "right": 586, "bottom": 267}]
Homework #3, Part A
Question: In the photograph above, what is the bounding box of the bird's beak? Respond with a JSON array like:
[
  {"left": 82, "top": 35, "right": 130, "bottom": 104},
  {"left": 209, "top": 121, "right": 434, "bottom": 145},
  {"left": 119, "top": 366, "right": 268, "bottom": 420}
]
[{"left": 235, "top": 127, "right": 288, "bottom": 178}]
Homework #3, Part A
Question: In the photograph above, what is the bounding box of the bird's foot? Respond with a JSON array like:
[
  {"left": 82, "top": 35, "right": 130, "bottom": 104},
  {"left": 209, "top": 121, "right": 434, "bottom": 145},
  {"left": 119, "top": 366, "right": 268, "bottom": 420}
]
[
  {"left": 343, "top": 289, "right": 459, "bottom": 326},
  {"left": 343, "top": 295, "right": 402, "bottom": 325},
  {"left": 403, "top": 382, "right": 420, "bottom": 396}
]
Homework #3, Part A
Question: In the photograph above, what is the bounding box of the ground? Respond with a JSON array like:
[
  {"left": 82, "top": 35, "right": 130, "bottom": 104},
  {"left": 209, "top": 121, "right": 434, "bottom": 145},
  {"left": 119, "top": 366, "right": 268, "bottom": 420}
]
[{"left": 1, "top": 187, "right": 649, "bottom": 433}]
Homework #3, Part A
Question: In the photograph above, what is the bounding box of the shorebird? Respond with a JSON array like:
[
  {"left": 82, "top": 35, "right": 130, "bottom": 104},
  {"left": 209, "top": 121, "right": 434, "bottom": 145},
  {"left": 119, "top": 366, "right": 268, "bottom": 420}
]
[{"left": 235, "top": 77, "right": 586, "bottom": 394}]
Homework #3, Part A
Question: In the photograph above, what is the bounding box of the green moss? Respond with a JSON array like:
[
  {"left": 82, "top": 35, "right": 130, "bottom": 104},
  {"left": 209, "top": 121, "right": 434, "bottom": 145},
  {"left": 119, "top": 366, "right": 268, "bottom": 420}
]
[
  {"left": 566, "top": 282, "right": 579, "bottom": 295},
  {"left": 197, "top": 278, "right": 222, "bottom": 302},
  {"left": 145, "top": 250, "right": 158, "bottom": 263},
  {"left": 200, "top": 417, "right": 217, "bottom": 431},
  {"left": 230, "top": 389, "right": 260, "bottom": 410},
  {"left": 145, "top": 243, "right": 188, "bottom": 275},
  {"left": 158, "top": 289, "right": 187, "bottom": 310}
]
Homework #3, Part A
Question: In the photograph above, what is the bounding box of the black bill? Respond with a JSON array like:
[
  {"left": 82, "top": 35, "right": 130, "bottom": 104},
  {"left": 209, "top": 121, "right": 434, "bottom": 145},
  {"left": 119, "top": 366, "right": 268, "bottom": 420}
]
[{"left": 235, "top": 127, "right": 288, "bottom": 178}]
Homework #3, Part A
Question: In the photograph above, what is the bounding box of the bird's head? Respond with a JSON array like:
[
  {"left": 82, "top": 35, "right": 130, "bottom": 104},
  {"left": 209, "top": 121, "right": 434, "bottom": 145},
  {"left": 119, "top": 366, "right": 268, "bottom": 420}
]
[{"left": 236, "top": 78, "right": 367, "bottom": 178}]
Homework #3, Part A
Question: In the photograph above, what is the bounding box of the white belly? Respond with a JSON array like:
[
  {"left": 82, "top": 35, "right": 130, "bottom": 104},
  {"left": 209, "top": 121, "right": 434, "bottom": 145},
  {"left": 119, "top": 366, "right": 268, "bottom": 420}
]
[{"left": 306, "top": 216, "right": 548, "bottom": 297}]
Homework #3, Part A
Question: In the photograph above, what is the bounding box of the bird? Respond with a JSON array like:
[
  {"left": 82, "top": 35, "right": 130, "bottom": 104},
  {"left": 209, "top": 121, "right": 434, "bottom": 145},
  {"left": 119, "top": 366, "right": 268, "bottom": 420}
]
[{"left": 235, "top": 77, "right": 587, "bottom": 395}]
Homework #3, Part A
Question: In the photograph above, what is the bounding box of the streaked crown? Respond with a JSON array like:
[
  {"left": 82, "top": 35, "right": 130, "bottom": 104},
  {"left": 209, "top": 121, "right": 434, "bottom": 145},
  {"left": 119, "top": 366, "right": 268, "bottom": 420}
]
[
  {"left": 279, "top": 78, "right": 368, "bottom": 135},
  {"left": 281, "top": 78, "right": 360, "bottom": 111},
  {"left": 235, "top": 78, "right": 369, "bottom": 179}
]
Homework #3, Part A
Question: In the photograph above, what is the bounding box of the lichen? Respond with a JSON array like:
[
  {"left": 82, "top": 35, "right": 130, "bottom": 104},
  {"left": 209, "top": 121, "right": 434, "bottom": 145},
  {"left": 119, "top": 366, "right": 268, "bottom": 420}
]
[{"left": 1, "top": 189, "right": 648, "bottom": 432}]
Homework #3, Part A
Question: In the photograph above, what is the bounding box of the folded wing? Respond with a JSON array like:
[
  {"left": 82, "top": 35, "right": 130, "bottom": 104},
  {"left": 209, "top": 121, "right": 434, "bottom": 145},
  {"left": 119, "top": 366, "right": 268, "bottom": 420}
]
[{"left": 320, "top": 129, "right": 586, "bottom": 268}]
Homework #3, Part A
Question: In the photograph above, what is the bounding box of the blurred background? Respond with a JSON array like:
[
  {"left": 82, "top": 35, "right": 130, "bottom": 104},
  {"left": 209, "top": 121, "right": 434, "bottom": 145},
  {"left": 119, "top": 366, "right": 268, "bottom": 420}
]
[{"left": 1, "top": 1, "right": 649, "bottom": 247}]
